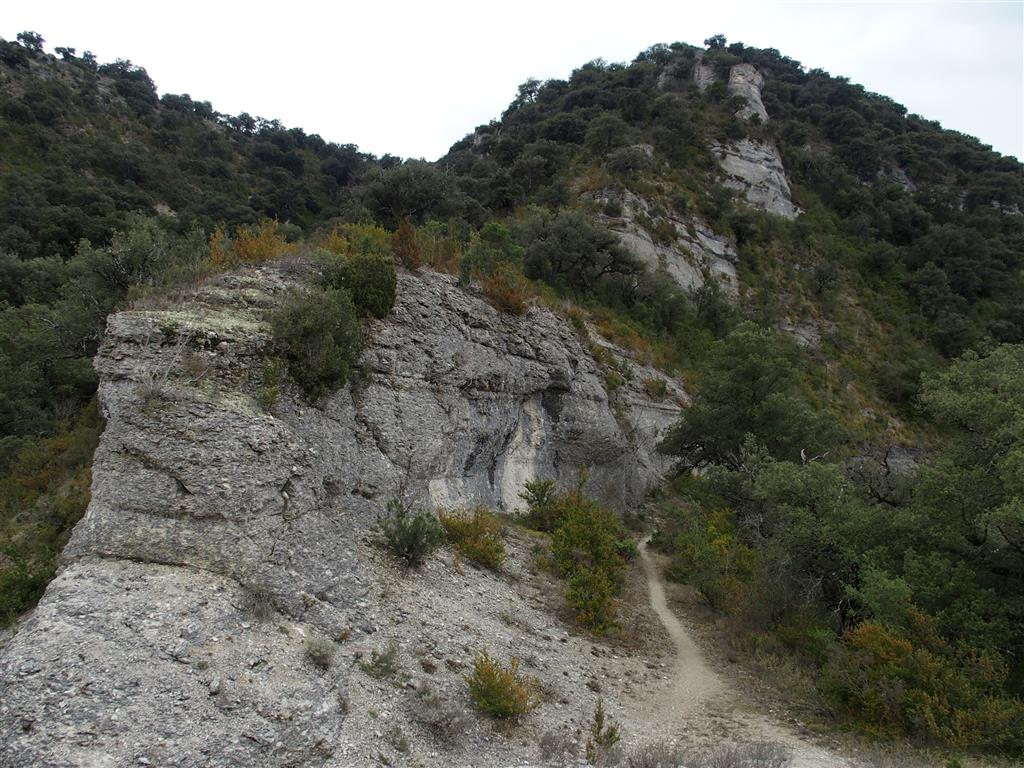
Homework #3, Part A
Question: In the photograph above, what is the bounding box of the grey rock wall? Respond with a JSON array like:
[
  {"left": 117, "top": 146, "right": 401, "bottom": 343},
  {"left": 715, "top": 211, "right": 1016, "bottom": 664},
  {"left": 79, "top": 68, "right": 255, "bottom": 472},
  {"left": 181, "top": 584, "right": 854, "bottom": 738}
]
[
  {"left": 714, "top": 139, "right": 799, "bottom": 219},
  {"left": 687, "top": 59, "right": 799, "bottom": 219},
  {"left": 0, "top": 267, "right": 682, "bottom": 767},
  {"left": 691, "top": 54, "right": 718, "bottom": 93}
]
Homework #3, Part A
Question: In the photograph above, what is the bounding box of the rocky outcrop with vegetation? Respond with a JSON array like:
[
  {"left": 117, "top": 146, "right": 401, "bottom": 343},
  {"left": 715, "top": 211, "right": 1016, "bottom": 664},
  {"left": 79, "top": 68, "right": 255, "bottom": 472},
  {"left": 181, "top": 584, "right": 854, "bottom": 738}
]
[
  {"left": 0, "top": 265, "right": 681, "bottom": 767},
  {"left": 2, "top": 28, "right": 1023, "bottom": 766}
]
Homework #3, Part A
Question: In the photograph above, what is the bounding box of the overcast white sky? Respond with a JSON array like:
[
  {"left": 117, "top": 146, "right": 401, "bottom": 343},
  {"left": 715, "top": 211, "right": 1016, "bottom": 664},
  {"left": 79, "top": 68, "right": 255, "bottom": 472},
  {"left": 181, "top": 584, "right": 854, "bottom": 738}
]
[{"left": 4, "top": 1, "right": 1022, "bottom": 160}]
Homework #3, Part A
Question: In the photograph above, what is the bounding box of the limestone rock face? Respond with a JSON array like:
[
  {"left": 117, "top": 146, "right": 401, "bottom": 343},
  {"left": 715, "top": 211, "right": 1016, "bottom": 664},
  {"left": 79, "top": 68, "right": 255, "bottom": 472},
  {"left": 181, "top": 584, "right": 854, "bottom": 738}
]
[
  {"left": 685, "top": 58, "right": 799, "bottom": 219},
  {"left": 583, "top": 188, "right": 738, "bottom": 294},
  {"left": 0, "top": 267, "right": 682, "bottom": 768},
  {"left": 714, "top": 139, "right": 799, "bottom": 219},
  {"left": 727, "top": 63, "right": 768, "bottom": 123},
  {"left": 691, "top": 54, "right": 718, "bottom": 93}
]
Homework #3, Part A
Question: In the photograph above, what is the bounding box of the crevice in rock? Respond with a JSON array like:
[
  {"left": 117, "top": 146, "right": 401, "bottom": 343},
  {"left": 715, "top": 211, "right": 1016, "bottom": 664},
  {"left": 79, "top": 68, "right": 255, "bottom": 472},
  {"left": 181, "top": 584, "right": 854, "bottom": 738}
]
[{"left": 121, "top": 443, "right": 194, "bottom": 496}]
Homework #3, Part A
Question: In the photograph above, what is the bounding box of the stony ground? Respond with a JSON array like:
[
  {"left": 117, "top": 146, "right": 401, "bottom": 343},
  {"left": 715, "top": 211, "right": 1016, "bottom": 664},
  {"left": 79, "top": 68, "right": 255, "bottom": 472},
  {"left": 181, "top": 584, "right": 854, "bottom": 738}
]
[{"left": 320, "top": 525, "right": 910, "bottom": 768}]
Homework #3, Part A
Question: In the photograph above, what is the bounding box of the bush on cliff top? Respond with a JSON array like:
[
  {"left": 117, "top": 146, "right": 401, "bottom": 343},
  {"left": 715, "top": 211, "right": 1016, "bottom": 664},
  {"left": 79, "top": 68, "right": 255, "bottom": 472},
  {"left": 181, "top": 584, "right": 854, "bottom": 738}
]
[
  {"left": 317, "top": 249, "right": 397, "bottom": 319},
  {"left": 270, "top": 285, "right": 362, "bottom": 401}
]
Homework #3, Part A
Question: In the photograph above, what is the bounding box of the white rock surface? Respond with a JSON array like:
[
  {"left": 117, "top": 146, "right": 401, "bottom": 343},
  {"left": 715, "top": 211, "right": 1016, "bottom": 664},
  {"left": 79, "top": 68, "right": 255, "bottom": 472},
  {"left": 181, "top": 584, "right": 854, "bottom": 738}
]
[
  {"left": 715, "top": 139, "right": 799, "bottom": 219},
  {"left": 584, "top": 188, "right": 739, "bottom": 295},
  {"left": 727, "top": 64, "right": 769, "bottom": 123}
]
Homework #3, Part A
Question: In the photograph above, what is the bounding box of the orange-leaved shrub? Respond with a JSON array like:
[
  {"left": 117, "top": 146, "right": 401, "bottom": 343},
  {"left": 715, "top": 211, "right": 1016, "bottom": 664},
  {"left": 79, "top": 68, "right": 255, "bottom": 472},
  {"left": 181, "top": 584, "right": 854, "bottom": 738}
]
[
  {"left": 822, "top": 613, "right": 1024, "bottom": 751},
  {"left": 466, "top": 648, "right": 539, "bottom": 719},
  {"left": 480, "top": 265, "right": 529, "bottom": 315},
  {"left": 209, "top": 219, "right": 296, "bottom": 267},
  {"left": 439, "top": 506, "right": 505, "bottom": 569},
  {"left": 392, "top": 217, "right": 422, "bottom": 269}
]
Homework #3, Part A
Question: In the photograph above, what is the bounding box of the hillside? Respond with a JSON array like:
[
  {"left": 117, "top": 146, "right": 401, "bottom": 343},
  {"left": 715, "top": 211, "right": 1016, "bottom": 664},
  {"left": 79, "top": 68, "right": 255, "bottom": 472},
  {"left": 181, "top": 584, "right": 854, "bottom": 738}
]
[{"left": 0, "top": 31, "right": 1022, "bottom": 766}]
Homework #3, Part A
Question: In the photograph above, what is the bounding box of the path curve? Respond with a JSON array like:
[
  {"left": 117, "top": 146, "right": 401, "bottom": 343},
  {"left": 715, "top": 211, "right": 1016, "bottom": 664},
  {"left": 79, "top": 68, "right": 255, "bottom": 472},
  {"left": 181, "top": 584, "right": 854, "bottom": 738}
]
[
  {"left": 637, "top": 535, "right": 724, "bottom": 715},
  {"left": 636, "top": 537, "right": 862, "bottom": 768}
]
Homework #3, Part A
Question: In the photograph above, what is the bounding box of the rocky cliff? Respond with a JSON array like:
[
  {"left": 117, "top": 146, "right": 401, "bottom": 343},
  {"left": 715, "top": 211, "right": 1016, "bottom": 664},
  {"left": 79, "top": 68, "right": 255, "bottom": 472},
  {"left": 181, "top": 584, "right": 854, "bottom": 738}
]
[
  {"left": 583, "top": 187, "right": 739, "bottom": 295},
  {"left": 726, "top": 64, "right": 769, "bottom": 123},
  {"left": 0, "top": 266, "right": 682, "bottom": 767},
  {"left": 684, "top": 60, "right": 799, "bottom": 220}
]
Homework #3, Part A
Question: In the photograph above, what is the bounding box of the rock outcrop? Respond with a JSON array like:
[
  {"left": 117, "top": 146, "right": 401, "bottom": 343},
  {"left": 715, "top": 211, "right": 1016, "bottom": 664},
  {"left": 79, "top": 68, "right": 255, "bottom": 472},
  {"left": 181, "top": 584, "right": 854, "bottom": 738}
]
[
  {"left": 0, "top": 266, "right": 682, "bottom": 767},
  {"left": 687, "top": 59, "right": 799, "bottom": 220},
  {"left": 584, "top": 188, "right": 739, "bottom": 295},
  {"left": 727, "top": 64, "right": 768, "bottom": 123},
  {"left": 714, "top": 139, "right": 798, "bottom": 219},
  {"left": 691, "top": 54, "right": 717, "bottom": 93}
]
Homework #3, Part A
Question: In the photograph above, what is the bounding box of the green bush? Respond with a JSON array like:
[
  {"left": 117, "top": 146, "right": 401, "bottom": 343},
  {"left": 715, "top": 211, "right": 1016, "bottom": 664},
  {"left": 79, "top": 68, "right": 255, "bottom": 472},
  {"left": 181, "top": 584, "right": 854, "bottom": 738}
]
[
  {"left": 459, "top": 221, "right": 523, "bottom": 285},
  {"left": 664, "top": 506, "right": 755, "bottom": 612},
  {"left": 550, "top": 490, "right": 632, "bottom": 631},
  {"left": 270, "top": 286, "right": 362, "bottom": 401},
  {"left": 466, "top": 647, "right": 539, "bottom": 719},
  {"left": 518, "top": 478, "right": 562, "bottom": 532},
  {"left": 319, "top": 250, "right": 397, "bottom": 319},
  {"left": 376, "top": 497, "right": 444, "bottom": 568},
  {"left": 519, "top": 480, "right": 634, "bottom": 631},
  {"left": 257, "top": 357, "right": 283, "bottom": 412},
  {"left": 585, "top": 698, "right": 621, "bottom": 765},
  {"left": 519, "top": 209, "right": 640, "bottom": 293},
  {"left": 660, "top": 321, "right": 841, "bottom": 468},
  {"left": 439, "top": 506, "right": 506, "bottom": 569}
]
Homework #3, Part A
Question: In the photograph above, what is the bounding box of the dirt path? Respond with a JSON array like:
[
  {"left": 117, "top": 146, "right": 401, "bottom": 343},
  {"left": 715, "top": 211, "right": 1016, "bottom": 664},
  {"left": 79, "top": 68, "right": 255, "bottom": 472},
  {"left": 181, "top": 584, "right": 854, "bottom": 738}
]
[
  {"left": 636, "top": 536, "right": 724, "bottom": 716},
  {"left": 636, "top": 537, "right": 864, "bottom": 768}
]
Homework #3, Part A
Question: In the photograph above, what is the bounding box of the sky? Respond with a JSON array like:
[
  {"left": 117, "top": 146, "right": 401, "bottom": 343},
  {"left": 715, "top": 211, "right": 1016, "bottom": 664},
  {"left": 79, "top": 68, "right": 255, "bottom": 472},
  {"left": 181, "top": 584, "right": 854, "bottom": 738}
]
[{"left": 3, "top": 1, "right": 1022, "bottom": 161}]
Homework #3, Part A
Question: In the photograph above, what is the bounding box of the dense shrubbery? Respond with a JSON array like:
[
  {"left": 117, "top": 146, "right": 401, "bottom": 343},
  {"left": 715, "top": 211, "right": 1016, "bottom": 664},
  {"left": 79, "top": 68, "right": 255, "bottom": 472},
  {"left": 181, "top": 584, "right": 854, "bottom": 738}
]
[
  {"left": 521, "top": 481, "right": 634, "bottom": 632},
  {"left": 270, "top": 286, "right": 362, "bottom": 401},
  {"left": 519, "top": 209, "right": 641, "bottom": 294},
  {"left": 319, "top": 250, "right": 397, "bottom": 318},
  {"left": 391, "top": 218, "right": 422, "bottom": 269},
  {"left": 659, "top": 341, "right": 1024, "bottom": 751},
  {"left": 517, "top": 479, "right": 562, "bottom": 532},
  {"left": 660, "top": 322, "right": 841, "bottom": 469},
  {"left": 822, "top": 617, "right": 1024, "bottom": 750},
  {"left": 208, "top": 219, "right": 296, "bottom": 266},
  {"left": 0, "top": 404, "right": 101, "bottom": 624},
  {"left": 459, "top": 221, "right": 523, "bottom": 284}
]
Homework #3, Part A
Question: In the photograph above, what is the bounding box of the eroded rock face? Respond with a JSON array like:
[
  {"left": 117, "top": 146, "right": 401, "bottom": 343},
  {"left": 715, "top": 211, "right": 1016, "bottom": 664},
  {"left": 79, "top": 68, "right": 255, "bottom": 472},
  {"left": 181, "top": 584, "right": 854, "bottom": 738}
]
[
  {"left": 687, "top": 59, "right": 799, "bottom": 219},
  {"left": 719, "top": 62, "right": 799, "bottom": 219},
  {"left": 727, "top": 64, "right": 768, "bottom": 123},
  {"left": 583, "top": 188, "right": 739, "bottom": 295},
  {"left": 0, "top": 267, "right": 682, "bottom": 767},
  {"left": 692, "top": 54, "right": 718, "bottom": 93},
  {"left": 714, "top": 139, "right": 799, "bottom": 219}
]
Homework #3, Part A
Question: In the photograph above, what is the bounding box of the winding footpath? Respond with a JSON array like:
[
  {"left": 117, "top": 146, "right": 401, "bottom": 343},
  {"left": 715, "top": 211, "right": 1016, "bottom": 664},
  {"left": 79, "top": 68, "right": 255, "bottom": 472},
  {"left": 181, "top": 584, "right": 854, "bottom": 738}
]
[{"left": 636, "top": 537, "right": 862, "bottom": 768}]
